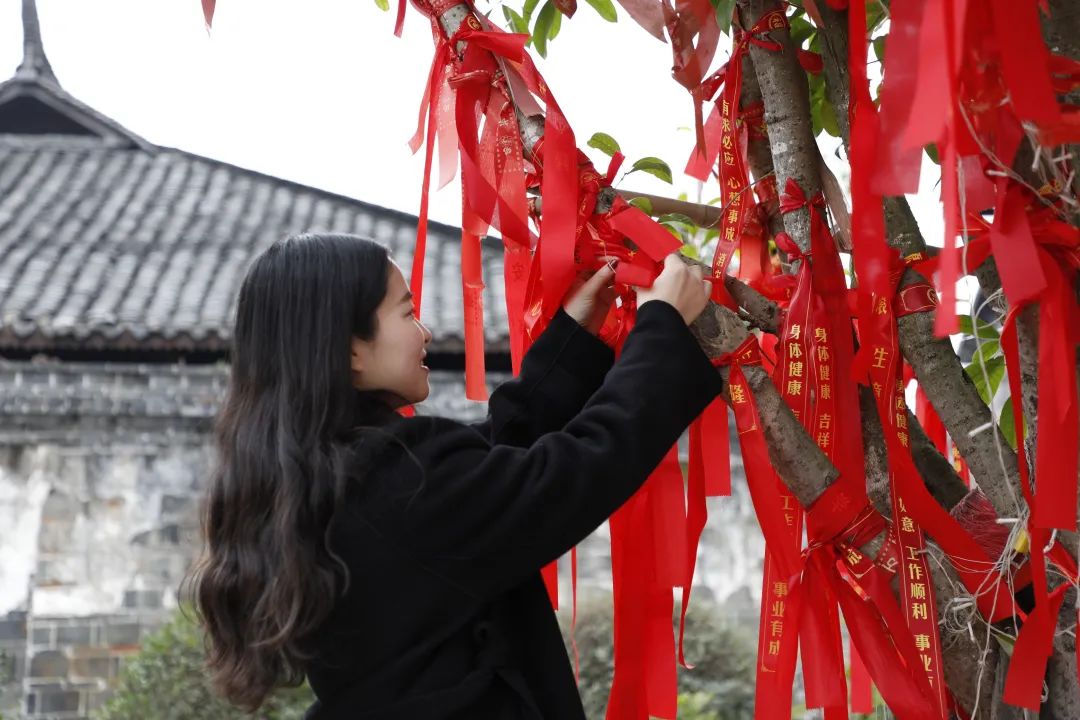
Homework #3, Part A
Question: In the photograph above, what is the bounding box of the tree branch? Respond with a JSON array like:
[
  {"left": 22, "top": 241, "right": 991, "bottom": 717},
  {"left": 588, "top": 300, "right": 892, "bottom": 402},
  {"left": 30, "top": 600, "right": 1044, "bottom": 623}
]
[
  {"left": 908, "top": 406, "right": 972, "bottom": 512},
  {"left": 813, "top": 2, "right": 851, "bottom": 144},
  {"left": 861, "top": 385, "right": 971, "bottom": 516},
  {"left": 739, "top": 0, "right": 820, "bottom": 255},
  {"left": 614, "top": 189, "right": 720, "bottom": 227},
  {"left": 739, "top": 52, "right": 786, "bottom": 240},
  {"left": 723, "top": 276, "right": 781, "bottom": 334}
]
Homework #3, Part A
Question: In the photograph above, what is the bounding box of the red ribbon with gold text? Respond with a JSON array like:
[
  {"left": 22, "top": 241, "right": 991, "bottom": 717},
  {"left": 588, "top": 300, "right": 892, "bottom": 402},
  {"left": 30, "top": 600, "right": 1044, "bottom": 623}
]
[{"left": 713, "top": 338, "right": 803, "bottom": 718}]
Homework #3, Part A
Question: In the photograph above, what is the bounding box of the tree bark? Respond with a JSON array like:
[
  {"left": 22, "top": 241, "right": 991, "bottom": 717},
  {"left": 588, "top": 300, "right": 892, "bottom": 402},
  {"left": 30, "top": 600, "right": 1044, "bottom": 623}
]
[
  {"left": 738, "top": 0, "right": 819, "bottom": 257},
  {"left": 739, "top": 52, "right": 786, "bottom": 240}
]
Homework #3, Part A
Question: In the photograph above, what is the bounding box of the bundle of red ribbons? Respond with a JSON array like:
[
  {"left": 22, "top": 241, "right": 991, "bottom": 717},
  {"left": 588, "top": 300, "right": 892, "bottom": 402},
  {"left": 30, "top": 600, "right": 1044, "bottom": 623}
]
[
  {"left": 197, "top": 0, "right": 1080, "bottom": 715},
  {"left": 843, "top": 0, "right": 1080, "bottom": 712},
  {"left": 688, "top": 0, "right": 1080, "bottom": 715},
  {"left": 399, "top": 3, "right": 738, "bottom": 718}
]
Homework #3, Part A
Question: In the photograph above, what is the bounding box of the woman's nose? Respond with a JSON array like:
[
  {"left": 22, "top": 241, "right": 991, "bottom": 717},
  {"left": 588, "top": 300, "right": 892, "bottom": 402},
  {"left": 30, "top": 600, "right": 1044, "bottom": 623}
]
[{"left": 421, "top": 321, "right": 433, "bottom": 345}]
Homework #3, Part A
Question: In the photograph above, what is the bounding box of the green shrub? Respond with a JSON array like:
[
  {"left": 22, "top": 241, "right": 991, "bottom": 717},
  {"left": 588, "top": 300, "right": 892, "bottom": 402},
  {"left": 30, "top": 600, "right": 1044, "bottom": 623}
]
[
  {"left": 558, "top": 593, "right": 756, "bottom": 720},
  {"left": 93, "top": 610, "right": 313, "bottom": 720},
  {"left": 97, "top": 596, "right": 763, "bottom": 720}
]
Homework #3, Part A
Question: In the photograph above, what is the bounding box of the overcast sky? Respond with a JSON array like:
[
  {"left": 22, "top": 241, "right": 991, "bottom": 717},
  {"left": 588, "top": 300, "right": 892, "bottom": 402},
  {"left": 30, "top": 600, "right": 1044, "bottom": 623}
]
[{"left": 0, "top": 0, "right": 948, "bottom": 277}]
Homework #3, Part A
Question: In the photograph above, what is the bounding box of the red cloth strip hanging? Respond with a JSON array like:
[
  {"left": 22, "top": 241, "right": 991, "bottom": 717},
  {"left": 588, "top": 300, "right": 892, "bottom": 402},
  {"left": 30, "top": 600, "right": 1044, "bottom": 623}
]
[
  {"left": 678, "top": 397, "right": 730, "bottom": 669},
  {"left": 607, "top": 443, "right": 684, "bottom": 719},
  {"left": 1000, "top": 309, "right": 1072, "bottom": 708},
  {"left": 849, "top": 640, "right": 873, "bottom": 714},
  {"left": 713, "top": 339, "right": 801, "bottom": 719},
  {"left": 996, "top": 197, "right": 1080, "bottom": 532},
  {"left": 665, "top": 0, "right": 722, "bottom": 152},
  {"left": 201, "top": 0, "right": 216, "bottom": 29},
  {"left": 460, "top": 197, "right": 489, "bottom": 401}
]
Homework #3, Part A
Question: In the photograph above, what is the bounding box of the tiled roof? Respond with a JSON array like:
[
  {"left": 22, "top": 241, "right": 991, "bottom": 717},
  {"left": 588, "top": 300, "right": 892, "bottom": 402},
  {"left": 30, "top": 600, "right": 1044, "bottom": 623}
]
[
  {"left": 0, "top": 0, "right": 510, "bottom": 355},
  {"left": 0, "top": 137, "right": 510, "bottom": 354}
]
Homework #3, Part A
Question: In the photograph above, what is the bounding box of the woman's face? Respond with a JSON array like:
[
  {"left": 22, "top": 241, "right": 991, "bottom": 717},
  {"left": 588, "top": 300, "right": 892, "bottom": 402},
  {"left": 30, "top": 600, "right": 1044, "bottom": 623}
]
[{"left": 350, "top": 263, "right": 433, "bottom": 406}]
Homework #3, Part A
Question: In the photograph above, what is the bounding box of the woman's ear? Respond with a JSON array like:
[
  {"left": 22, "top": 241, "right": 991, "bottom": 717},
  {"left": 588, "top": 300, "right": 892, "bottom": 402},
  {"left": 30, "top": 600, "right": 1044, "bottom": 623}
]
[{"left": 349, "top": 337, "right": 367, "bottom": 379}]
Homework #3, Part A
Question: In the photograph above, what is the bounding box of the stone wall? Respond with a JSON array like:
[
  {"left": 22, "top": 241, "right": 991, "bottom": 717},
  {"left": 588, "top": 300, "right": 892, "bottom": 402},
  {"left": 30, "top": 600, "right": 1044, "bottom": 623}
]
[
  {"left": 0, "top": 358, "right": 764, "bottom": 719},
  {"left": 0, "top": 612, "right": 27, "bottom": 718},
  {"left": 1, "top": 434, "right": 210, "bottom": 719},
  {"left": 0, "top": 359, "right": 503, "bottom": 719},
  {"left": 20, "top": 615, "right": 159, "bottom": 719}
]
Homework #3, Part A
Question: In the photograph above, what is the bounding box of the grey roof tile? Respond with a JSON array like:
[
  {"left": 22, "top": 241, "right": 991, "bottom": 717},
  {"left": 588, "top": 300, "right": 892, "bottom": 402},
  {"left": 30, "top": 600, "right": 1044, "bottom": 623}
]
[
  {"left": 0, "top": 20, "right": 512, "bottom": 357},
  {"left": 0, "top": 140, "right": 511, "bottom": 353}
]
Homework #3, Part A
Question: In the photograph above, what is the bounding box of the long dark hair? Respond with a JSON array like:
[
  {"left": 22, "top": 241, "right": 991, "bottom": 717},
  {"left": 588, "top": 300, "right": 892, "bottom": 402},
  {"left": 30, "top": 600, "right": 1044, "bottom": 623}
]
[{"left": 187, "top": 233, "right": 391, "bottom": 711}]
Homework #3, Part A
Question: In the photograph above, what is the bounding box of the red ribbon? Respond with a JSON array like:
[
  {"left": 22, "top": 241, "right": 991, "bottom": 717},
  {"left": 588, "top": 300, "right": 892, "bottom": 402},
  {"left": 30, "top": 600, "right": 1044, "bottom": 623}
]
[
  {"left": 991, "top": 198, "right": 1080, "bottom": 704},
  {"left": 201, "top": 0, "right": 216, "bottom": 29},
  {"left": 714, "top": 339, "right": 802, "bottom": 718},
  {"left": 407, "top": 13, "right": 531, "bottom": 310},
  {"left": 782, "top": 491, "right": 947, "bottom": 719},
  {"left": 849, "top": 640, "right": 873, "bottom": 714},
  {"left": 871, "top": 0, "right": 925, "bottom": 195},
  {"left": 989, "top": 0, "right": 1060, "bottom": 125},
  {"left": 678, "top": 398, "right": 731, "bottom": 673},
  {"left": 664, "top": 0, "right": 722, "bottom": 152},
  {"left": 999, "top": 198, "right": 1080, "bottom": 532},
  {"left": 458, "top": 198, "right": 488, "bottom": 404},
  {"left": 686, "top": 10, "right": 786, "bottom": 309},
  {"left": 607, "top": 440, "right": 689, "bottom": 720},
  {"left": 1000, "top": 306, "right": 1077, "bottom": 707}
]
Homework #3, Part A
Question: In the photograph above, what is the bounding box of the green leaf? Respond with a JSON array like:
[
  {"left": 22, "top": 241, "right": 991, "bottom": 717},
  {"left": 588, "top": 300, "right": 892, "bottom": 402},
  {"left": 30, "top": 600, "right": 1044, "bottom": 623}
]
[
  {"left": 533, "top": 1, "right": 555, "bottom": 57},
  {"left": 809, "top": 73, "right": 826, "bottom": 137},
  {"left": 867, "top": 0, "right": 888, "bottom": 32},
  {"left": 820, "top": 95, "right": 841, "bottom": 138},
  {"left": 503, "top": 6, "right": 529, "bottom": 34},
  {"left": 587, "top": 132, "right": 621, "bottom": 156},
  {"left": 711, "top": 0, "right": 737, "bottom": 35},
  {"left": 807, "top": 70, "right": 840, "bottom": 137},
  {"left": 972, "top": 339, "right": 1002, "bottom": 365},
  {"left": 374, "top": 0, "right": 389, "bottom": 11},
  {"left": 789, "top": 15, "right": 815, "bottom": 46},
  {"left": 872, "top": 35, "right": 887, "bottom": 63},
  {"left": 658, "top": 212, "right": 697, "bottom": 228},
  {"left": 549, "top": 4, "right": 562, "bottom": 40},
  {"left": 993, "top": 630, "right": 1016, "bottom": 657},
  {"left": 999, "top": 398, "right": 1018, "bottom": 449},
  {"left": 628, "top": 196, "right": 653, "bottom": 214},
  {"left": 585, "top": 0, "right": 618, "bottom": 22},
  {"left": 630, "top": 157, "right": 673, "bottom": 183},
  {"left": 965, "top": 355, "right": 1005, "bottom": 405},
  {"left": 957, "top": 315, "right": 1000, "bottom": 340},
  {"left": 523, "top": 0, "right": 542, "bottom": 22},
  {"left": 925, "top": 143, "right": 941, "bottom": 165},
  {"left": 661, "top": 223, "right": 684, "bottom": 239},
  {"left": 679, "top": 243, "right": 700, "bottom": 260}
]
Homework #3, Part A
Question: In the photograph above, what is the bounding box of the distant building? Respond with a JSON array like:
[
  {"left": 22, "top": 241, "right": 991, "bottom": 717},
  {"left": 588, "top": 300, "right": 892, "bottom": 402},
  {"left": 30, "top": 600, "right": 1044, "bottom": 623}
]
[
  {"left": 0, "top": 2, "right": 764, "bottom": 718},
  {"left": 0, "top": 1, "right": 510, "bottom": 716}
]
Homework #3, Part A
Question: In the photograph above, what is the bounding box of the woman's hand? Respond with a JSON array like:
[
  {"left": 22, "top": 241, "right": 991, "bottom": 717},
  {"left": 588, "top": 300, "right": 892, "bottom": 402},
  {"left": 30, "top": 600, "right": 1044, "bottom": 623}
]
[
  {"left": 563, "top": 262, "right": 618, "bottom": 334},
  {"left": 636, "top": 253, "right": 711, "bottom": 325}
]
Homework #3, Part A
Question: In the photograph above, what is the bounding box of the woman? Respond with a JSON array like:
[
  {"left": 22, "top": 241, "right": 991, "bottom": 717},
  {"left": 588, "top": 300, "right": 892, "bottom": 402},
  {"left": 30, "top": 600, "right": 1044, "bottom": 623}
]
[{"left": 190, "top": 232, "right": 722, "bottom": 719}]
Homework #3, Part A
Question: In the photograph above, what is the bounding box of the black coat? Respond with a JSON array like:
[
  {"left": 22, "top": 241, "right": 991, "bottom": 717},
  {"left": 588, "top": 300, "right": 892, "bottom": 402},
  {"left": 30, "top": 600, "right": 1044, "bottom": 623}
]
[{"left": 304, "top": 301, "right": 724, "bottom": 719}]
